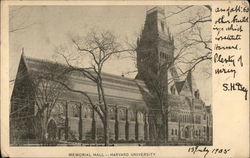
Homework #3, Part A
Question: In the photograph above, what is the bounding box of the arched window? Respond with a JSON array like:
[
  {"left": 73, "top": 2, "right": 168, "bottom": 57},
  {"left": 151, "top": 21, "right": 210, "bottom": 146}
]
[
  {"left": 137, "top": 112, "right": 143, "bottom": 122},
  {"left": 53, "top": 103, "right": 64, "bottom": 116},
  {"left": 72, "top": 104, "right": 79, "bottom": 117},
  {"left": 119, "top": 109, "right": 126, "bottom": 121},
  {"left": 82, "top": 107, "right": 87, "bottom": 118},
  {"left": 85, "top": 107, "right": 91, "bottom": 118},
  {"left": 175, "top": 129, "right": 178, "bottom": 135},
  {"left": 129, "top": 111, "right": 135, "bottom": 121},
  {"left": 171, "top": 129, "right": 174, "bottom": 135},
  {"left": 137, "top": 112, "right": 140, "bottom": 121},
  {"left": 109, "top": 108, "right": 115, "bottom": 120}
]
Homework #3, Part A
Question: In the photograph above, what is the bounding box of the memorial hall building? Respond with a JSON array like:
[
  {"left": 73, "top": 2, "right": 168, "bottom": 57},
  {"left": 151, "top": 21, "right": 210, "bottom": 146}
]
[{"left": 10, "top": 7, "right": 212, "bottom": 145}]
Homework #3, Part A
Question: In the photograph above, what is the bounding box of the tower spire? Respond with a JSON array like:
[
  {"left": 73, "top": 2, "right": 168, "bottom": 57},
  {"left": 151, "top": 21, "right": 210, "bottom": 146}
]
[{"left": 21, "top": 47, "right": 25, "bottom": 56}]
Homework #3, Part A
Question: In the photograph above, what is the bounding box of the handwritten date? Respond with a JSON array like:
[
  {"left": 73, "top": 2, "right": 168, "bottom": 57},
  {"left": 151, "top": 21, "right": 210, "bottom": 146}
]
[{"left": 188, "top": 146, "right": 230, "bottom": 158}]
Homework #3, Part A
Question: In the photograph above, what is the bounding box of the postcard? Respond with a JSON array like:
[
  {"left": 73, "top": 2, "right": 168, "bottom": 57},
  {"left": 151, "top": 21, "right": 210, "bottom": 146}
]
[{"left": 1, "top": 0, "right": 249, "bottom": 157}]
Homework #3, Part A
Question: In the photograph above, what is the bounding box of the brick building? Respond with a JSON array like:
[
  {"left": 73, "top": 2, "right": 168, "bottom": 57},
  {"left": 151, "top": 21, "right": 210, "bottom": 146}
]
[{"left": 10, "top": 7, "right": 212, "bottom": 145}]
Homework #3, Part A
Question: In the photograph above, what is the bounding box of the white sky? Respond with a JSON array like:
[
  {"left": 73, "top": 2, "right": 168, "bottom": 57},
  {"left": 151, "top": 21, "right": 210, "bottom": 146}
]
[{"left": 9, "top": 5, "right": 211, "bottom": 104}]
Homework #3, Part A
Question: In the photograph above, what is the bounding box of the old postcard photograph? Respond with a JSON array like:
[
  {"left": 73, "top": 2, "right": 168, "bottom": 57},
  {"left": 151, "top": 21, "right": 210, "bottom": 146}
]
[{"left": 1, "top": 0, "right": 249, "bottom": 158}]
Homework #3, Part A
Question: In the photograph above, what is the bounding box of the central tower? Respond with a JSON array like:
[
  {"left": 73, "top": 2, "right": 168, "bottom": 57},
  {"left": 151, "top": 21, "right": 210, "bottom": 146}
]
[
  {"left": 136, "top": 7, "right": 175, "bottom": 92},
  {"left": 136, "top": 7, "right": 176, "bottom": 142}
]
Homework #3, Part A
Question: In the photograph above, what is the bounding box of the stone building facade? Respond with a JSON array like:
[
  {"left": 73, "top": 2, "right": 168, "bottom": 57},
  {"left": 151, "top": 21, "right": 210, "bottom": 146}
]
[{"left": 10, "top": 7, "right": 212, "bottom": 145}]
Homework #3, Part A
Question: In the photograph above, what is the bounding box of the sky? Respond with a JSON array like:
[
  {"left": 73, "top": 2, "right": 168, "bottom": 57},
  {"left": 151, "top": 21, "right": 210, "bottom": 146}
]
[{"left": 9, "top": 5, "right": 212, "bottom": 104}]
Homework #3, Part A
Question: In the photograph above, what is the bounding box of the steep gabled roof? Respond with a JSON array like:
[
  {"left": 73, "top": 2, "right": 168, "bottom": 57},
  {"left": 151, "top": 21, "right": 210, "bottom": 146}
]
[
  {"left": 15, "top": 55, "right": 149, "bottom": 109},
  {"left": 175, "top": 81, "right": 185, "bottom": 94},
  {"left": 172, "top": 70, "right": 197, "bottom": 97}
]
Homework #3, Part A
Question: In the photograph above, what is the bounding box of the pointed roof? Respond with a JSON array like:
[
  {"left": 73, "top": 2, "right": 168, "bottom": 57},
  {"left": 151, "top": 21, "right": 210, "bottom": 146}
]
[
  {"left": 175, "top": 81, "right": 185, "bottom": 94},
  {"left": 172, "top": 70, "right": 196, "bottom": 96}
]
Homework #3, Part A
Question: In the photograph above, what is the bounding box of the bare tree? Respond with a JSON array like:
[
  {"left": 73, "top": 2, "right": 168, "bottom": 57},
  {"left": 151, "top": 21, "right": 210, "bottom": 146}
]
[
  {"left": 166, "top": 5, "right": 212, "bottom": 75},
  {"left": 126, "top": 6, "right": 212, "bottom": 77},
  {"left": 160, "top": 5, "right": 211, "bottom": 144},
  {"left": 136, "top": 41, "right": 192, "bottom": 144},
  {"left": 9, "top": 57, "right": 68, "bottom": 145},
  {"left": 54, "top": 29, "right": 133, "bottom": 146},
  {"left": 30, "top": 61, "right": 68, "bottom": 143}
]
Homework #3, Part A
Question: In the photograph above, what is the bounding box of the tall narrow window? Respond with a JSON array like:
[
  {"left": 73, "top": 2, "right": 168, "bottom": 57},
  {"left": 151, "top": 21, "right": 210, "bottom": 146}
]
[
  {"left": 160, "top": 52, "right": 163, "bottom": 59},
  {"left": 161, "top": 21, "right": 165, "bottom": 32}
]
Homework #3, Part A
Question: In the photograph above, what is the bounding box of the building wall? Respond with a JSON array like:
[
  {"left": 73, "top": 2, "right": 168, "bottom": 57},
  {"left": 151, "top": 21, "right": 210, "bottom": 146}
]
[
  {"left": 62, "top": 96, "right": 212, "bottom": 144},
  {"left": 60, "top": 101, "right": 148, "bottom": 142},
  {"left": 167, "top": 95, "right": 212, "bottom": 143},
  {"left": 10, "top": 55, "right": 212, "bottom": 145}
]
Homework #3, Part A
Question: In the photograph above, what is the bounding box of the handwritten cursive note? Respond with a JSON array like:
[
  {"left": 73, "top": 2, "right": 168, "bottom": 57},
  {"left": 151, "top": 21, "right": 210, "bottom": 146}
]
[
  {"left": 213, "top": 4, "right": 249, "bottom": 100},
  {"left": 188, "top": 146, "right": 230, "bottom": 158}
]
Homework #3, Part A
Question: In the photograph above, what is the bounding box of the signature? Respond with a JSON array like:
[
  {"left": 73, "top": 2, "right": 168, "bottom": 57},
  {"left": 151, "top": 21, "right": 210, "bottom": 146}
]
[{"left": 223, "top": 82, "right": 248, "bottom": 100}]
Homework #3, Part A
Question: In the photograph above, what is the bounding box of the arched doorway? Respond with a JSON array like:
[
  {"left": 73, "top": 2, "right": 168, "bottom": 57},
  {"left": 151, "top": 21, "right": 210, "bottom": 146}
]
[
  {"left": 47, "top": 119, "right": 57, "bottom": 141},
  {"left": 184, "top": 126, "right": 190, "bottom": 138}
]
